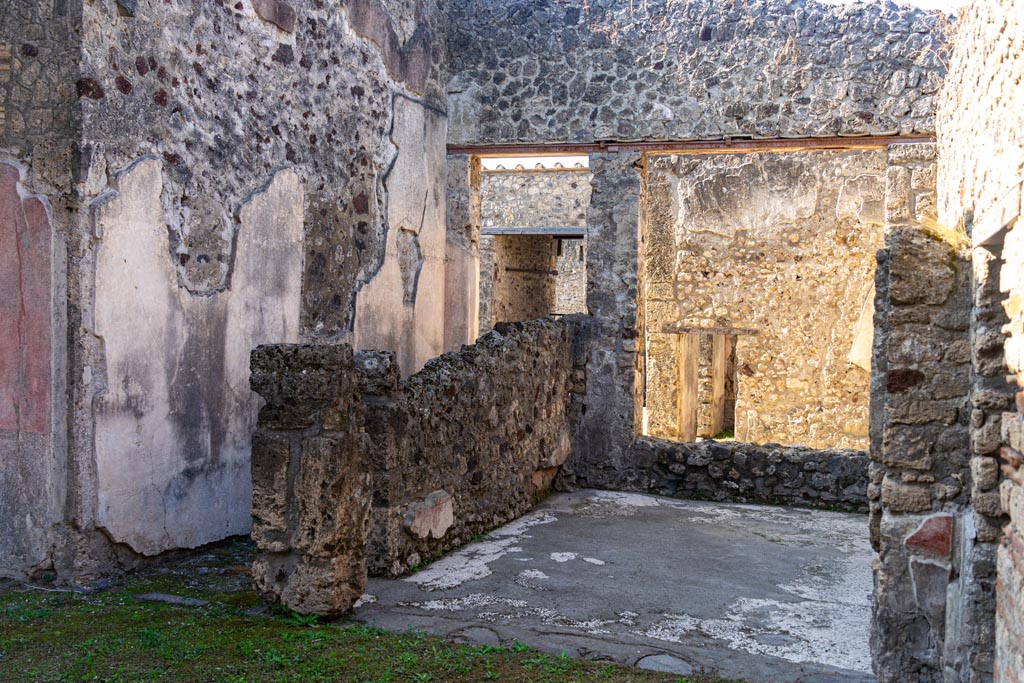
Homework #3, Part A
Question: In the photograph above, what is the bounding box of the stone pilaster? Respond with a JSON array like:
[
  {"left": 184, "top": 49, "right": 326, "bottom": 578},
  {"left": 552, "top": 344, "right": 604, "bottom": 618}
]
[
  {"left": 249, "top": 344, "right": 371, "bottom": 617},
  {"left": 444, "top": 154, "right": 481, "bottom": 351},
  {"left": 569, "top": 151, "right": 644, "bottom": 488},
  {"left": 870, "top": 143, "right": 972, "bottom": 683}
]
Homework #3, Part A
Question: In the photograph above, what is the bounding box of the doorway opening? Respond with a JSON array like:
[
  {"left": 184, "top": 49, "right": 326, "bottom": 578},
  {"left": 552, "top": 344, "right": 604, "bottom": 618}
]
[
  {"left": 478, "top": 156, "right": 590, "bottom": 333},
  {"left": 640, "top": 150, "right": 885, "bottom": 450}
]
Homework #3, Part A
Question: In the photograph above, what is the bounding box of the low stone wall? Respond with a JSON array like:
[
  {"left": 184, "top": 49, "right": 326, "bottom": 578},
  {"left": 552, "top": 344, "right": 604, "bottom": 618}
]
[
  {"left": 364, "top": 318, "right": 578, "bottom": 576},
  {"left": 634, "top": 437, "right": 869, "bottom": 512},
  {"left": 249, "top": 317, "right": 580, "bottom": 612}
]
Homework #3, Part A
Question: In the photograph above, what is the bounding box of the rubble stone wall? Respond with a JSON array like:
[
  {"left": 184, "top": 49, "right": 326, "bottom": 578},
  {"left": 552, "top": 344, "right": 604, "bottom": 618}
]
[
  {"left": 569, "top": 152, "right": 645, "bottom": 489},
  {"left": 644, "top": 150, "right": 884, "bottom": 449},
  {"left": 938, "top": 1, "right": 1024, "bottom": 681},
  {"left": 249, "top": 344, "right": 371, "bottom": 618},
  {"left": 363, "top": 318, "right": 578, "bottom": 576},
  {"left": 555, "top": 238, "right": 587, "bottom": 315},
  {"left": 249, "top": 318, "right": 579, "bottom": 601},
  {"left": 447, "top": 0, "right": 947, "bottom": 145},
  {"left": 635, "top": 436, "right": 869, "bottom": 512}
]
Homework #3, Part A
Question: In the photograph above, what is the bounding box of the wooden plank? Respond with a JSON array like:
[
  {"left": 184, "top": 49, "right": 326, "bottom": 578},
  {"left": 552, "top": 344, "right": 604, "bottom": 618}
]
[
  {"left": 659, "top": 325, "right": 757, "bottom": 337},
  {"left": 709, "top": 334, "right": 731, "bottom": 437},
  {"left": 448, "top": 135, "right": 935, "bottom": 158},
  {"left": 677, "top": 334, "right": 699, "bottom": 442},
  {"left": 481, "top": 226, "right": 586, "bottom": 237}
]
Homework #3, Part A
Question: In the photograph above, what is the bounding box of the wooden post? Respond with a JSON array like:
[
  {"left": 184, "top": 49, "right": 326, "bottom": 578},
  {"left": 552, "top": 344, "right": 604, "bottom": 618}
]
[
  {"left": 709, "top": 334, "right": 731, "bottom": 437},
  {"left": 676, "top": 333, "right": 699, "bottom": 442}
]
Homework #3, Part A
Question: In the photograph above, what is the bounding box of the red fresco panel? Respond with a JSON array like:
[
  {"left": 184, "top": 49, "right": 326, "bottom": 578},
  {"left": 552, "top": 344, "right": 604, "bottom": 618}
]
[{"left": 0, "top": 162, "right": 51, "bottom": 434}]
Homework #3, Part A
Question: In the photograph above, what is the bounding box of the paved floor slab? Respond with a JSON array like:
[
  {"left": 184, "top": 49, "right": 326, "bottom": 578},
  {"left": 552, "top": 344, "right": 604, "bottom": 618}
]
[{"left": 353, "top": 490, "right": 875, "bottom": 683}]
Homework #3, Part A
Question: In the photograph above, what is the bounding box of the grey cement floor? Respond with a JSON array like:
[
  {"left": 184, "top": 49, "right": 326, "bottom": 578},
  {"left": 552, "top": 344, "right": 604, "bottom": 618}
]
[{"left": 352, "top": 490, "right": 875, "bottom": 683}]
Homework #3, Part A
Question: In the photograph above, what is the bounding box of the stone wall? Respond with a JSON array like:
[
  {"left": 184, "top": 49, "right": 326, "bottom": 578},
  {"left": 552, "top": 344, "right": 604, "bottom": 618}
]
[
  {"left": 478, "top": 169, "right": 590, "bottom": 332},
  {"left": 869, "top": 143, "right": 973, "bottom": 683},
  {"left": 937, "top": 2, "right": 1024, "bottom": 681},
  {"left": 362, "top": 318, "right": 577, "bottom": 576},
  {"left": 1, "top": 0, "right": 453, "bottom": 580},
  {"left": 569, "top": 152, "right": 645, "bottom": 489},
  {"left": 481, "top": 170, "right": 591, "bottom": 228},
  {"left": 644, "top": 150, "right": 884, "bottom": 449},
  {"left": 488, "top": 235, "right": 558, "bottom": 326},
  {"left": 634, "top": 436, "right": 869, "bottom": 512},
  {"left": 447, "top": 0, "right": 947, "bottom": 145},
  {"left": 555, "top": 238, "right": 587, "bottom": 315},
  {"left": 444, "top": 154, "right": 481, "bottom": 352},
  {"left": 249, "top": 318, "right": 578, "bottom": 612}
]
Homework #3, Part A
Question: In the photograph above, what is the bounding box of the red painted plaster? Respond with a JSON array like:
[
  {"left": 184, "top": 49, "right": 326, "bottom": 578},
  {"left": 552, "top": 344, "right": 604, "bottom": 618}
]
[
  {"left": 905, "top": 514, "right": 954, "bottom": 557},
  {"left": 0, "top": 162, "right": 51, "bottom": 434}
]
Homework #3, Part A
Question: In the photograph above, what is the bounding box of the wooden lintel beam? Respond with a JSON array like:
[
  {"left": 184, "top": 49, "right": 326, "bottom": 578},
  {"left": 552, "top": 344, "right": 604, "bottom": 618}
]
[
  {"left": 481, "top": 226, "right": 586, "bottom": 237},
  {"left": 449, "top": 134, "right": 935, "bottom": 158}
]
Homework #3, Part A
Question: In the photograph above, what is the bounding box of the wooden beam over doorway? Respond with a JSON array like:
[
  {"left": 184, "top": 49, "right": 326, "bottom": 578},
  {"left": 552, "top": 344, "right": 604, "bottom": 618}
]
[{"left": 448, "top": 134, "right": 934, "bottom": 158}]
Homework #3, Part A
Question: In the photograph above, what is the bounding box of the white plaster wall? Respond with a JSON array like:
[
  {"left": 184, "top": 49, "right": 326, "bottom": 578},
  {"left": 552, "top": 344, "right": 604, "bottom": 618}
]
[
  {"left": 355, "top": 97, "right": 448, "bottom": 377},
  {"left": 92, "top": 158, "right": 303, "bottom": 555}
]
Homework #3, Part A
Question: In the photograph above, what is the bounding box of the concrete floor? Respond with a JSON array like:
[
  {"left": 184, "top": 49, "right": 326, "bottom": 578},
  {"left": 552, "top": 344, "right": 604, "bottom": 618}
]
[{"left": 353, "top": 490, "right": 875, "bottom": 683}]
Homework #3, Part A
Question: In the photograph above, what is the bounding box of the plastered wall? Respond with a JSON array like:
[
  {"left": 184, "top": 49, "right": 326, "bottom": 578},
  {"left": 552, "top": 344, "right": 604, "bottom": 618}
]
[
  {"left": 1, "top": 0, "right": 451, "bottom": 579},
  {"left": 937, "top": 1, "right": 1024, "bottom": 680}
]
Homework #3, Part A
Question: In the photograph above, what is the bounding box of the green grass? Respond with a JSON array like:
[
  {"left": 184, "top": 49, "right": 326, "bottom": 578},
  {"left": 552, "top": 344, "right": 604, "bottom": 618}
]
[
  {"left": 0, "top": 548, "right": 741, "bottom": 683},
  {"left": 711, "top": 429, "right": 735, "bottom": 442}
]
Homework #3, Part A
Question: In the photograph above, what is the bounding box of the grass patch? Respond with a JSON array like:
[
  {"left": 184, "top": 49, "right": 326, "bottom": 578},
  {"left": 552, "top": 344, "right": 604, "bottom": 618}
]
[
  {"left": 0, "top": 552, "right": 741, "bottom": 683},
  {"left": 711, "top": 429, "right": 735, "bottom": 442}
]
